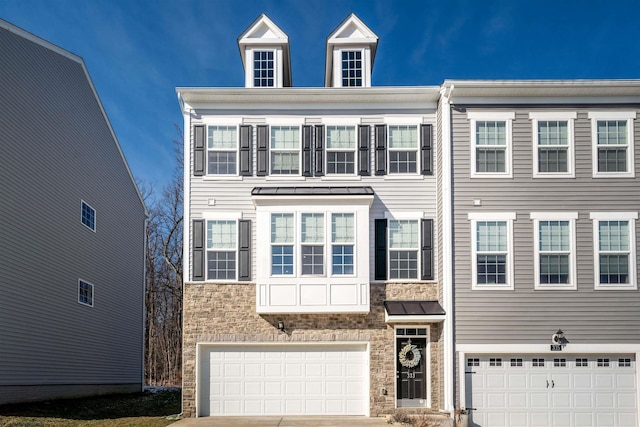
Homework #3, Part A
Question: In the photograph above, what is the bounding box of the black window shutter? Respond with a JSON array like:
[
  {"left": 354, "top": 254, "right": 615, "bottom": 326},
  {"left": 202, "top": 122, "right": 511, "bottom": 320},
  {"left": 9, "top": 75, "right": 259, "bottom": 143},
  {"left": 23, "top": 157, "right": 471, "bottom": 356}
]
[
  {"left": 192, "top": 219, "right": 205, "bottom": 281},
  {"left": 421, "top": 218, "right": 434, "bottom": 280},
  {"left": 238, "top": 219, "right": 251, "bottom": 281},
  {"left": 302, "top": 125, "right": 313, "bottom": 177},
  {"left": 375, "top": 219, "right": 388, "bottom": 280},
  {"left": 358, "top": 125, "right": 370, "bottom": 176},
  {"left": 239, "top": 125, "right": 252, "bottom": 176},
  {"left": 256, "top": 125, "right": 269, "bottom": 176},
  {"left": 194, "top": 125, "right": 205, "bottom": 176},
  {"left": 421, "top": 124, "right": 433, "bottom": 176},
  {"left": 374, "top": 124, "right": 387, "bottom": 175},
  {"left": 314, "top": 125, "right": 325, "bottom": 176}
]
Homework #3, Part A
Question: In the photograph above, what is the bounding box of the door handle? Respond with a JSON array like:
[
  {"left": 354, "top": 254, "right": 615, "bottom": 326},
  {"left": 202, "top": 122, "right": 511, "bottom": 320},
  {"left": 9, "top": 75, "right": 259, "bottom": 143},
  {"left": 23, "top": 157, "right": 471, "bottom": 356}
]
[
  {"left": 552, "top": 380, "right": 555, "bottom": 388},
  {"left": 546, "top": 380, "right": 549, "bottom": 388}
]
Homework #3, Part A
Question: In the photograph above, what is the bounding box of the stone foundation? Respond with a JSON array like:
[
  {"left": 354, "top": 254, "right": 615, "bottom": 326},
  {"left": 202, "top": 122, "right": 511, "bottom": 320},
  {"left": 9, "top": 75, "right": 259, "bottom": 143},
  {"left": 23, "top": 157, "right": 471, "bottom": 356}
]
[{"left": 182, "top": 281, "right": 443, "bottom": 417}]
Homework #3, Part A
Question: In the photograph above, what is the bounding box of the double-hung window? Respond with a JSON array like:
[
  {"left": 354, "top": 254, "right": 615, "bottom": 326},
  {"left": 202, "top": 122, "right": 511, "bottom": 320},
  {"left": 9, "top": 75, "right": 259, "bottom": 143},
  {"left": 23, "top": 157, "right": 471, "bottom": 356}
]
[
  {"left": 469, "top": 112, "right": 514, "bottom": 177},
  {"left": 207, "top": 125, "right": 237, "bottom": 175},
  {"left": 326, "top": 125, "right": 356, "bottom": 174},
  {"left": 590, "top": 212, "right": 637, "bottom": 289},
  {"left": 469, "top": 213, "right": 515, "bottom": 289},
  {"left": 207, "top": 220, "right": 237, "bottom": 280},
  {"left": 341, "top": 50, "right": 363, "bottom": 87},
  {"left": 589, "top": 111, "right": 635, "bottom": 177},
  {"left": 388, "top": 220, "right": 419, "bottom": 279},
  {"left": 388, "top": 125, "right": 418, "bottom": 174},
  {"left": 270, "top": 126, "right": 300, "bottom": 175},
  {"left": 81, "top": 201, "right": 96, "bottom": 231},
  {"left": 78, "top": 280, "right": 94, "bottom": 307},
  {"left": 301, "top": 213, "right": 324, "bottom": 275},
  {"left": 530, "top": 112, "right": 576, "bottom": 177},
  {"left": 253, "top": 50, "right": 275, "bottom": 87},
  {"left": 332, "top": 213, "right": 355, "bottom": 274},
  {"left": 271, "top": 213, "right": 294, "bottom": 275},
  {"left": 531, "top": 213, "right": 577, "bottom": 289}
]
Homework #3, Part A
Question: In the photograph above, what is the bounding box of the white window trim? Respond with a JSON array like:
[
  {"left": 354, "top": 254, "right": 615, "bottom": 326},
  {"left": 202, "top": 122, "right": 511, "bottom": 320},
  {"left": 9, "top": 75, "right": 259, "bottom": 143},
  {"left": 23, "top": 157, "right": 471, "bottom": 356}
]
[
  {"left": 205, "top": 218, "right": 240, "bottom": 282},
  {"left": 245, "top": 47, "right": 282, "bottom": 88},
  {"left": 78, "top": 279, "right": 94, "bottom": 307},
  {"left": 530, "top": 212, "right": 578, "bottom": 290},
  {"left": 394, "top": 325, "right": 432, "bottom": 409},
  {"left": 333, "top": 47, "right": 371, "bottom": 88},
  {"left": 81, "top": 200, "right": 96, "bottom": 232},
  {"left": 206, "top": 124, "right": 239, "bottom": 176},
  {"left": 387, "top": 218, "right": 422, "bottom": 282},
  {"left": 590, "top": 211, "right": 638, "bottom": 290},
  {"left": 468, "top": 212, "right": 516, "bottom": 290},
  {"left": 589, "top": 111, "right": 636, "bottom": 178},
  {"left": 387, "top": 124, "right": 420, "bottom": 176},
  {"left": 325, "top": 124, "right": 357, "bottom": 177},
  {"left": 529, "top": 112, "right": 576, "bottom": 178},
  {"left": 269, "top": 124, "right": 302, "bottom": 176},
  {"left": 468, "top": 112, "right": 515, "bottom": 178}
]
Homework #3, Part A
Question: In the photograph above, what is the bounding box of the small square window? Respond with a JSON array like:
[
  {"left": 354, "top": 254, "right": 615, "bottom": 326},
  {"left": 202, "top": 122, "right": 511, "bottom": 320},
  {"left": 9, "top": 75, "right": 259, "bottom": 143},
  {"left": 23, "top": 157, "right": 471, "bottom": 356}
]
[
  {"left": 78, "top": 280, "right": 94, "bottom": 307},
  {"left": 576, "top": 358, "right": 588, "bottom": 367},
  {"left": 510, "top": 358, "right": 523, "bottom": 367},
  {"left": 489, "top": 358, "right": 502, "bottom": 367},
  {"left": 619, "top": 358, "right": 632, "bottom": 367},
  {"left": 467, "top": 358, "right": 479, "bottom": 367},
  {"left": 532, "top": 358, "right": 545, "bottom": 367},
  {"left": 554, "top": 358, "right": 566, "bottom": 367},
  {"left": 81, "top": 201, "right": 96, "bottom": 231},
  {"left": 597, "top": 358, "right": 610, "bottom": 367}
]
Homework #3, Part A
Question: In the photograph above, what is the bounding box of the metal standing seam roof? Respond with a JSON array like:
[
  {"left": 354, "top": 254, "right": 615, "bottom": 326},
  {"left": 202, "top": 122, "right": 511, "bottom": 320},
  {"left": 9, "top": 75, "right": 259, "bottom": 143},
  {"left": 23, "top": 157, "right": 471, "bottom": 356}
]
[
  {"left": 383, "top": 300, "right": 446, "bottom": 316},
  {"left": 251, "top": 186, "right": 375, "bottom": 196}
]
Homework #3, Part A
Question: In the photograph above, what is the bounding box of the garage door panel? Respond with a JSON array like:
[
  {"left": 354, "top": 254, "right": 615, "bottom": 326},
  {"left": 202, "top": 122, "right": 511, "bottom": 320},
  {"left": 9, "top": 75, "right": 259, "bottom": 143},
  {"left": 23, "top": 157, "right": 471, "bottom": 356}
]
[
  {"left": 199, "top": 345, "right": 367, "bottom": 416},
  {"left": 467, "top": 354, "right": 637, "bottom": 427}
]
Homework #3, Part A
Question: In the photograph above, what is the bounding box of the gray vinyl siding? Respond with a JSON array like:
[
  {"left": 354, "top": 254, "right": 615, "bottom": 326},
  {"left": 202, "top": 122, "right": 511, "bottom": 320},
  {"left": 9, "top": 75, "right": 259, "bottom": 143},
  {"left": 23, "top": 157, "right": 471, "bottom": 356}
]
[
  {"left": 452, "top": 106, "right": 640, "bottom": 344},
  {"left": 187, "top": 109, "right": 439, "bottom": 284},
  {"left": 0, "top": 24, "right": 146, "bottom": 400}
]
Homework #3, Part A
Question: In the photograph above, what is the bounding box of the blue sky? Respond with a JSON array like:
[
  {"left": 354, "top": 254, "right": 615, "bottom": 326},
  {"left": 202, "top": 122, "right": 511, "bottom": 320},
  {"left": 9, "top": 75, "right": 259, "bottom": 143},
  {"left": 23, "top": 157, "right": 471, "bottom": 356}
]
[{"left": 2, "top": 0, "right": 640, "bottom": 193}]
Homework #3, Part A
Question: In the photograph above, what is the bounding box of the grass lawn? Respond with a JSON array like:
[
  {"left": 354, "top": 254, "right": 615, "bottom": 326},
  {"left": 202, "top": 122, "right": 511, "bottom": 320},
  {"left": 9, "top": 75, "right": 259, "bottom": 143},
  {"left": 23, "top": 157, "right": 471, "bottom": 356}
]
[{"left": 0, "top": 388, "right": 181, "bottom": 427}]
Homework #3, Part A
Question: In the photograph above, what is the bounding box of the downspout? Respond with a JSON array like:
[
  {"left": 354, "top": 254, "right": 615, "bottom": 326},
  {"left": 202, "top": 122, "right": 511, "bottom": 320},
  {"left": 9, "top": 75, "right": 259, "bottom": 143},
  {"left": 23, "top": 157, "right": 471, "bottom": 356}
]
[
  {"left": 178, "top": 92, "right": 191, "bottom": 416},
  {"left": 439, "top": 83, "right": 455, "bottom": 413}
]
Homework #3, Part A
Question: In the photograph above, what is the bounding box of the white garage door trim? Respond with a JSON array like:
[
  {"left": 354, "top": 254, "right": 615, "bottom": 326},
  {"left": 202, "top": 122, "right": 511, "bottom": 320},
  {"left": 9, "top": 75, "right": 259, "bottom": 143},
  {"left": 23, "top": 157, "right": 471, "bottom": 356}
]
[
  {"left": 458, "top": 344, "right": 640, "bottom": 427},
  {"left": 195, "top": 342, "right": 370, "bottom": 417}
]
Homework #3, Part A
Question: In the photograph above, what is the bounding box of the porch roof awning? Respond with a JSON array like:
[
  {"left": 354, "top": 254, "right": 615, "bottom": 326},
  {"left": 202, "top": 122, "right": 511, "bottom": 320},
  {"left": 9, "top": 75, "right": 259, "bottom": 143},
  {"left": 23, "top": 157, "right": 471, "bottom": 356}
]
[{"left": 383, "top": 300, "right": 446, "bottom": 323}]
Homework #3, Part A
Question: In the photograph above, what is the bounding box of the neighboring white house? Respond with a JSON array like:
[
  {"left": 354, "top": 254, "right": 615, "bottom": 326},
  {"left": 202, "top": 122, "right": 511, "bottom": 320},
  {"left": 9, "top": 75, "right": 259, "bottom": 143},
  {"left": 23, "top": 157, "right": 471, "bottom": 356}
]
[{"left": 0, "top": 19, "right": 147, "bottom": 404}]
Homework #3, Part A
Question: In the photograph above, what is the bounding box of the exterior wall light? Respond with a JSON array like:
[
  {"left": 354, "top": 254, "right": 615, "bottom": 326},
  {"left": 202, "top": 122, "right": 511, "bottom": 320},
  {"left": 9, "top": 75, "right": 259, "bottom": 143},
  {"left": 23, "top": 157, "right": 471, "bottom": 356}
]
[{"left": 277, "top": 320, "right": 285, "bottom": 332}]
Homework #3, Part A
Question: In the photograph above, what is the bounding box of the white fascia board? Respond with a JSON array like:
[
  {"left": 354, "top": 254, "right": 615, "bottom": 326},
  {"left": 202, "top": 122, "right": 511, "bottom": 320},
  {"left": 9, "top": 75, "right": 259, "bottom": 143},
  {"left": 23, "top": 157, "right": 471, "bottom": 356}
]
[
  {"left": 176, "top": 87, "right": 441, "bottom": 106},
  {"left": 385, "top": 314, "right": 445, "bottom": 323},
  {"left": 458, "top": 343, "right": 640, "bottom": 353}
]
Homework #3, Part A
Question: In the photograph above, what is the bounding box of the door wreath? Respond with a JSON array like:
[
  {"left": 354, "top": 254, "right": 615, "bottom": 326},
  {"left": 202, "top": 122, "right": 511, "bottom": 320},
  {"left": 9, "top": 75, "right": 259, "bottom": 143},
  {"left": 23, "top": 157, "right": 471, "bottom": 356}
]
[{"left": 398, "top": 342, "right": 421, "bottom": 368}]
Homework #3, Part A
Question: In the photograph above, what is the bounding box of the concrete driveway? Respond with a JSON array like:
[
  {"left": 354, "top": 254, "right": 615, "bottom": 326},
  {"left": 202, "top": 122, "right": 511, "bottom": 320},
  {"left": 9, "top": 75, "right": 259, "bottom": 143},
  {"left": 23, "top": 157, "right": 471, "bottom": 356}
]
[{"left": 169, "top": 416, "right": 391, "bottom": 426}]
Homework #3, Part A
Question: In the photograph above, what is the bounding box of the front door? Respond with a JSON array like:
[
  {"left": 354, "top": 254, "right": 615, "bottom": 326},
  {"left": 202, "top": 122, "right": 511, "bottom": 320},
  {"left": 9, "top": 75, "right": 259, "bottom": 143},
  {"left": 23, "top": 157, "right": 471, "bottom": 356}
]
[{"left": 396, "top": 336, "right": 427, "bottom": 407}]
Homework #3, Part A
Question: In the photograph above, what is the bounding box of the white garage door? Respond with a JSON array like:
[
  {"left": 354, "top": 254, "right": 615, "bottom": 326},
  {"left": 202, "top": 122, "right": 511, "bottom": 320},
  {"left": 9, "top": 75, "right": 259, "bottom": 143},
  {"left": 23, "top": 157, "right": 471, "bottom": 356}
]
[
  {"left": 465, "top": 354, "right": 638, "bottom": 427},
  {"left": 199, "top": 344, "right": 368, "bottom": 416}
]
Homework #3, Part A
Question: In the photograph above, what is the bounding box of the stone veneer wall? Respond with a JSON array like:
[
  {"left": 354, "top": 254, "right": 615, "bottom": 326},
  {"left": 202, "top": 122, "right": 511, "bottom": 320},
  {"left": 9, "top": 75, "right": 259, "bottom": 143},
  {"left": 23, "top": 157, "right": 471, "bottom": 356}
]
[{"left": 182, "top": 282, "right": 443, "bottom": 417}]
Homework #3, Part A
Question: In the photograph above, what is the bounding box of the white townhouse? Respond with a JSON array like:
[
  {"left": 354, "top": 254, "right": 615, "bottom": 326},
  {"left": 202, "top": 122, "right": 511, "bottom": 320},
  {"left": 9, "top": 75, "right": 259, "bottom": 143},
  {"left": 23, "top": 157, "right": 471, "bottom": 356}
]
[{"left": 178, "top": 14, "right": 452, "bottom": 419}]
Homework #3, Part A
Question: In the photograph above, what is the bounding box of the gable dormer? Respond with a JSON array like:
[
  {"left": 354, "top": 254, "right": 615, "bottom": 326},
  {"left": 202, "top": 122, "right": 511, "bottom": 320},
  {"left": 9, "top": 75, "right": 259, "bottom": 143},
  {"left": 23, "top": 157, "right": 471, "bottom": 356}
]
[
  {"left": 325, "top": 13, "right": 378, "bottom": 88},
  {"left": 238, "top": 14, "right": 291, "bottom": 88}
]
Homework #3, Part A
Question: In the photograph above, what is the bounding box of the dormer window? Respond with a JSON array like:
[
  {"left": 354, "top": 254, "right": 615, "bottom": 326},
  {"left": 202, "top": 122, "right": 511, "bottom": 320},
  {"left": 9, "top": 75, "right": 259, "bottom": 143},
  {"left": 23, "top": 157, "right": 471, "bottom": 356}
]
[
  {"left": 238, "top": 14, "right": 291, "bottom": 88},
  {"left": 342, "top": 50, "right": 363, "bottom": 87},
  {"left": 325, "top": 14, "right": 378, "bottom": 88},
  {"left": 253, "top": 50, "right": 275, "bottom": 87}
]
